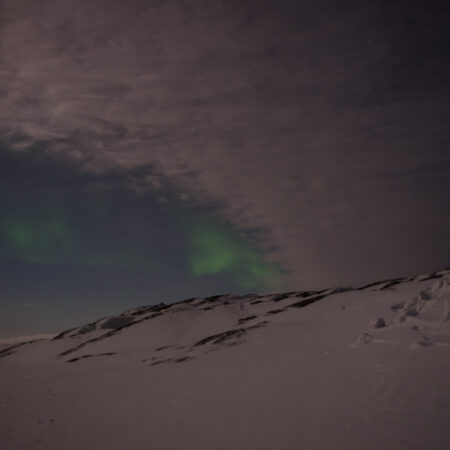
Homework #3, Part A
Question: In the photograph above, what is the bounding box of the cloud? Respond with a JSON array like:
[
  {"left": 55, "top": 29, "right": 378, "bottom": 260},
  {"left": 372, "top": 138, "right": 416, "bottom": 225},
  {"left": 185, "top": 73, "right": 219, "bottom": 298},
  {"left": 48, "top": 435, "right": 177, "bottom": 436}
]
[{"left": 1, "top": 0, "right": 449, "bottom": 287}]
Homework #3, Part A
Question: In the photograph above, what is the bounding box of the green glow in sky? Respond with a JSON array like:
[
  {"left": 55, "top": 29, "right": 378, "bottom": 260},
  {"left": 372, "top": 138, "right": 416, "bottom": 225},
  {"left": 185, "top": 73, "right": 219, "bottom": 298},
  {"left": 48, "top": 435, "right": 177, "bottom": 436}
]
[
  {"left": 187, "top": 223, "right": 281, "bottom": 290},
  {"left": 0, "top": 209, "right": 74, "bottom": 264},
  {"left": 0, "top": 206, "right": 154, "bottom": 271}
]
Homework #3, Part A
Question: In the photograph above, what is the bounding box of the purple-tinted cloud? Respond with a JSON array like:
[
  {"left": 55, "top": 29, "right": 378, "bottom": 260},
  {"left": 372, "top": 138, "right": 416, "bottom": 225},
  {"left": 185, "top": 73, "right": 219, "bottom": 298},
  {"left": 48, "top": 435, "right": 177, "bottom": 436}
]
[{"left": 1, "top": 0, "right": 449, "bottom": 287}]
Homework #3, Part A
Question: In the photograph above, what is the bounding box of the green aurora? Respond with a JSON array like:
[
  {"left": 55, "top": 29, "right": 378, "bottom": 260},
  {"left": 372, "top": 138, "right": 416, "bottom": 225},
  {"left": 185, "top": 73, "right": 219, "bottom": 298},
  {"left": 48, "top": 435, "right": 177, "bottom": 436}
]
[
  {"left": 0, "top": 202, "right": 281, "bottom": 290},
  {"left": 187, "top": 222, "right": 281, "bottom": 290},
  {"left": 0, "top": 206, "right": 154, "bottom": 271},
  {"left": 1, "top": 208, "right": 74, "bottom": 264}
]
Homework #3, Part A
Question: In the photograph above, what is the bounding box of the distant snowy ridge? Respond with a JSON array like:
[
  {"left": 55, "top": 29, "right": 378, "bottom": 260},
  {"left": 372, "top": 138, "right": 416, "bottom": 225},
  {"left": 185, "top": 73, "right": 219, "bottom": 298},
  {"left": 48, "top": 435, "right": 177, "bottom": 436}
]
[
  {"left": 50, "top": 268, "right": 450, "bottom": 341},
  {"left": 0, "top": 334, "right": 56, "bottom": 351},
  {"left": 50, "top": 268, "right": 450, "bottom": 348}
]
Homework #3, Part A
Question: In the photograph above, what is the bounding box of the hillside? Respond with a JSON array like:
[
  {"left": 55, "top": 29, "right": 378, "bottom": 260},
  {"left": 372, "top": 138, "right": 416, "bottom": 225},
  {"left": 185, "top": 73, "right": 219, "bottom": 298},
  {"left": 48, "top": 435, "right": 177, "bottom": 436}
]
[{"left": 1, "top": 269, "right": 450, "bottom": 450}]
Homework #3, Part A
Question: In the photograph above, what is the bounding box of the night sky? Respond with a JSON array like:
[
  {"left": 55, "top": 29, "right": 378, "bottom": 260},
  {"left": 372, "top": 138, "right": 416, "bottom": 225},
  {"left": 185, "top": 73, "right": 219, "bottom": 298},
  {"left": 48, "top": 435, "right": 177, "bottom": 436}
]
[{"left": 1, "top": 0, "right": 449, "bottom": 338}]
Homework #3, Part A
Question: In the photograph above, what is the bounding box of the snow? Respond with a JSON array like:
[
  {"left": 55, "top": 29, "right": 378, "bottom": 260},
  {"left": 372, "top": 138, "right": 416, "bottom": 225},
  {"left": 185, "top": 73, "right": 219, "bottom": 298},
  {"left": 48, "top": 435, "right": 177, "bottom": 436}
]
[
  {"left": 1, "top": 270, "right": 450, "bottom": 450},
  {"left": 0, "top": 334, "right": 56, "bottom": 346}
]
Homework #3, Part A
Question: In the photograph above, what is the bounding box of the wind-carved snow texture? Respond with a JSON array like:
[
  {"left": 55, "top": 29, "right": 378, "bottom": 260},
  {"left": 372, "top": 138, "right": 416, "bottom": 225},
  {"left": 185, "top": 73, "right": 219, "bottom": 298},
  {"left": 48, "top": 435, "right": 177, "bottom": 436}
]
[
  {"left": 1, "top": 269, "right": 450, "bottom": 450},
  {"left": 352, "top": 273, "right": 450, "bottom": 351}
]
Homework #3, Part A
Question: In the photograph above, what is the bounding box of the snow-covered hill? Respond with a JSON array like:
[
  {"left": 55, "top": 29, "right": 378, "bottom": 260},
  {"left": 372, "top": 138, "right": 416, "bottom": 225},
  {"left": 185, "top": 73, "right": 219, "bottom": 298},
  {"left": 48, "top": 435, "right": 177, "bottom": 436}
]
[{"left": 1, "top": 269, "right": 450, "bottom": 450}]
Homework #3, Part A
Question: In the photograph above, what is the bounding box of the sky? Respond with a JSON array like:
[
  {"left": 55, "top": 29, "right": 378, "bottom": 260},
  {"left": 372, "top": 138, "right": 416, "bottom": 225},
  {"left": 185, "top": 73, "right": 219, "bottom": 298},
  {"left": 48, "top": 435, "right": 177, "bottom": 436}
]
[{"left": 1, "top": 0, "right": 449, "bottom": 337}]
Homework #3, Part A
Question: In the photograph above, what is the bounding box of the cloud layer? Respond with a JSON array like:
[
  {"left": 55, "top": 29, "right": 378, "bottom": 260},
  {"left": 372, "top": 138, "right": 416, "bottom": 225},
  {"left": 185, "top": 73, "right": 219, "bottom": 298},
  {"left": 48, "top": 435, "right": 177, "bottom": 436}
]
[{"left": 1, "top": 0, "right": 449, "bottom": 287}]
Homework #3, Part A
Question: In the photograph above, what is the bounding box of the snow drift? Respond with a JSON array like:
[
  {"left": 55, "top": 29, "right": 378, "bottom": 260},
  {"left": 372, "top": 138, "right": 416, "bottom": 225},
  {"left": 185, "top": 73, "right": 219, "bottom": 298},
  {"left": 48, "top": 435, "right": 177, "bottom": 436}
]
[{"left": 1, "top": 269, "right": 450, "bottom": 450}]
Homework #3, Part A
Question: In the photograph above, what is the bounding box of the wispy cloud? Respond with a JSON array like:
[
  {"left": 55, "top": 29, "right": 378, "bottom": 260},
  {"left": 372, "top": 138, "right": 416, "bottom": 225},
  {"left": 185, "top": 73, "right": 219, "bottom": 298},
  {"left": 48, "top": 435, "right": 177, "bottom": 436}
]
[{"left": 1, "top": 0, "right": 449, "bottom": 287}]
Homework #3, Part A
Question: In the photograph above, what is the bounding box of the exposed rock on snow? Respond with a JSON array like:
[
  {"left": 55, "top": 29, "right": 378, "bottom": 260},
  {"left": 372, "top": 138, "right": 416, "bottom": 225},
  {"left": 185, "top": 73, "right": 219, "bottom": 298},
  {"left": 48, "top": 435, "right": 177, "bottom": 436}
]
[
  {"left": 370, "top": 317, "right": 386, "bottom": 328},
  {"left": 99, "top": 316, "right": 135, "bottom": 329}
]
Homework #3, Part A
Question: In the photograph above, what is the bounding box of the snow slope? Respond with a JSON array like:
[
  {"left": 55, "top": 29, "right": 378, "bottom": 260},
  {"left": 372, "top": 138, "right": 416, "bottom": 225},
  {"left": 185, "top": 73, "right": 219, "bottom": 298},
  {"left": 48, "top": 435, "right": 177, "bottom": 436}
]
[{"left": 1, "top": 269, "right": 450, "bottom": 450}]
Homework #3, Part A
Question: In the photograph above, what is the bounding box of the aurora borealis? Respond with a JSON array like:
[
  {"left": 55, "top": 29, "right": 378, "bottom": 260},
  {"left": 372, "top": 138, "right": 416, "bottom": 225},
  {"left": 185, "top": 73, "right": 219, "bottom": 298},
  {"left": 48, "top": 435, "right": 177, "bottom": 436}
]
[
  {"left": 1, "top": 207, "right": 73, "bottom": 265},
  {"left": 187, "top": 222, "right": 280, "bottom": 290},
  {"left": 1, "top": 0, "right": 449, "bottom": 338},
  {"left": 0, "top": 197, "right": 279, "bottom": 287},
  {"left": 0, "top": 148, "right": 281, "bottom": 337}
]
